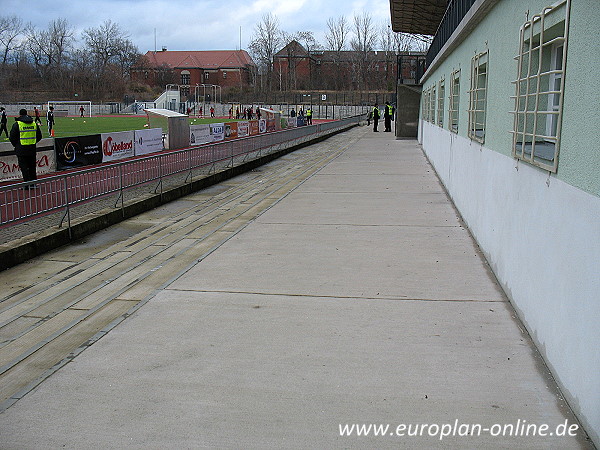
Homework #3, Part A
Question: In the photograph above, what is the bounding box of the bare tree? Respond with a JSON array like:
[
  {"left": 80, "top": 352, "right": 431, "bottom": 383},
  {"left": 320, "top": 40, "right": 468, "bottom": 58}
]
[
  {"left": 83, "top": 20, "right": 138, "bottom": 98},
  {"left": 325, "top": 16, "right": 350, "bottom": 90},
  {"left": 0, "top": 15, "right": 23, "bottom": 65},
  {"left": 350, "top": 11, "right": 378, "bottom": 89},
  {"left": 325, "top": 16, "right": 349, "bottom": 53},
  {"left": 25, "top": 19, "right": 74, "bottom": 83},
  {"left": 113, "top": 38, "right": 141, "bottom": 79},
  {"left": 379, "top": 24, "right": 397, "bottom": 90},
  {"left": 84, "top": 20, "right": 128, "bottom": 72},
  {"left": 248, "top": 13, "right": 284, "bottom": 91},
  {"left": 295, "top": 31, "right": 318, "bottom": 54}
]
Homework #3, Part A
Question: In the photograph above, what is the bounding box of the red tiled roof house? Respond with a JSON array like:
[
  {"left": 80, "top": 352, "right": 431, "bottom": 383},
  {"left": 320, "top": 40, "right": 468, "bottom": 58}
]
[{"left": 132, "top": 50, "right": 256, "bottom": 89}]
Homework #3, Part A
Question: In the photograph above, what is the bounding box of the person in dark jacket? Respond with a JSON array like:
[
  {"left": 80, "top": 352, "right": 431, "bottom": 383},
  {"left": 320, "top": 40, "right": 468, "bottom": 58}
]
[
  {"left": 47, "top": 106, "right": 55, "bottom": 136},
  {"left": 9, "top": 109, "right": 42, "bottom": 186},
  {"left": 372, "top": 103, "right": 380, "bottom": 132},
  {"left": 384, "top": 101, "right": 394, "bottom": 132},
  {"left": 0, "top": 107, "right": 8, "bottom": 138}
]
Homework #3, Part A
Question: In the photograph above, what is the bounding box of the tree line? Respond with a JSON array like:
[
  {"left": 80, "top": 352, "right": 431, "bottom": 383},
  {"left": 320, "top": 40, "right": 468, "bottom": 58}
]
[
  {"left": 0, "top": 16, "right": 141, "bottom": 102},
  {"left": 0, "top": 12, "right": 430, "bottom": 103}
]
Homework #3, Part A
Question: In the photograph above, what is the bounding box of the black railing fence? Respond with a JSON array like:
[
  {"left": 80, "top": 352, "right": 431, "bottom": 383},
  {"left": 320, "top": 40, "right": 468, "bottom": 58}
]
[{"left": 426, "top": 0, "right": 478, "bottom": 68}]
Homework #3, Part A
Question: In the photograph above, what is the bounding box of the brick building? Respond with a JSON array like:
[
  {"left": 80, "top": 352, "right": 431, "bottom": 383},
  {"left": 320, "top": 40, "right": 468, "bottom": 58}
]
[
  {"left": 273, "top": 40, "right": 404, "bottom": 91},
  {"left": 132, "top": 49, "right": 256, "bottom": 89}
]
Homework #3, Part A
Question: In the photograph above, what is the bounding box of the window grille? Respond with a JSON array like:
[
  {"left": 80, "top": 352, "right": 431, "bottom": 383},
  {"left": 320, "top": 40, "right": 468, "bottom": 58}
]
[
  {"left": 437, "top": 78, "right": 445, "bottom": 127},
  {"left": 448, "top": 69, "right": 460, "bottom": 133},
  {"left": 468, "top": 50, "right": 488, "bottom": 143},
  {"left": 423, "top": 89, "right": 427, "bottom": 122},
  {"left": 511, "top": 0, "right": 569, "bottom": 173},
  {"left": 430, "top": 86, "right": 437, "bottom": 124}
]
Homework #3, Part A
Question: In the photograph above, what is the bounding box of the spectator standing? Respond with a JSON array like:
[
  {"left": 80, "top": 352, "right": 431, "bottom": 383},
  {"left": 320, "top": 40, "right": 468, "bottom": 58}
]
[
  {"left": 0, "top": 107, "right": 8, "bottom": 138},
  {"left": 47, "top": 106, "right": 55, "bottom": 136},
  {"left": 384, "top": 101, "right": 394, "bottom": 132},
  {"left": 9, "top": 108, "right": 42, "bottom": 186},
  {"left": 372, "top": 103, "right": 380, "bottom": 132}
]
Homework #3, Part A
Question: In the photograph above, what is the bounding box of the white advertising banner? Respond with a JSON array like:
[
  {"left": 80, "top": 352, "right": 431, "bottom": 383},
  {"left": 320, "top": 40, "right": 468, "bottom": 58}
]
[
  {"left": 189, "top": 124, "right": 212, "bottom": 146},
  {"left": 210, "top": 123, "right": 225, "bottom": 142},
  {"left": 101, "top": 131, "right": 135, "bottom": 162},
  {"left": 0, "top": 149, "right": 56, "bottom": 181},
  {"left": 134, "top": 127, "right": 164, "bottom": 156},
  {"left": 237, "top": 121, "right": 249, "bottom": 137},
  {"left": 259, "top": 119, "right": 266, "bottom": 134}
]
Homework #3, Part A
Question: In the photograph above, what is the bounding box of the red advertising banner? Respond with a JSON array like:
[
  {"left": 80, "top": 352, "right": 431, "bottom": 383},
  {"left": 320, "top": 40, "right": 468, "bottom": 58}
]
[
  {"left": 249, "top": 120, "right": 259, "bottom": 136},
  {"left": 225, "top": 122, "right": 238, "bottom": 140}
]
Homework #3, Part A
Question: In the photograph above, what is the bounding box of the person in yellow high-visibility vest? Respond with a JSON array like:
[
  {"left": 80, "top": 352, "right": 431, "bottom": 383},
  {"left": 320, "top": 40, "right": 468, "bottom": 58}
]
[
  {"left": 9, "top": 109, "right": 42, "bottom": 187},
  {"left": 372, "top": 103, "right": 380, "bottom": 132},
  {"left": 384, "top": 101, "right": 394, "bottom": 132}
]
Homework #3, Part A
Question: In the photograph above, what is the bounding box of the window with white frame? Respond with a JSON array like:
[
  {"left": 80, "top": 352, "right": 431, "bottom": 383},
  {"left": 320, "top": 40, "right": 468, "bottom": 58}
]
[
  {"left": 437, "top": 78, "right": 445, "bottom": 127},
  {"left": 468, "top": 50, "right": 488, "bottom": 143},
  {"left": 180, "top": 70, "right": 190, "bottom": 85},
  {"left": 448, "top": 69, "right": 460, "bottom": 133},
  {"left": 511, "top": 0, "right": 569, "bottom": 173}
]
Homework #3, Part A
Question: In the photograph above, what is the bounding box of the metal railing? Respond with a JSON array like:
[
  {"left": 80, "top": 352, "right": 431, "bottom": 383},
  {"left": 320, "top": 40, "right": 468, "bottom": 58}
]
[
  {"left": 0, "top": 116, "right": 361, "bottom": 238},
  {"left": 426, "top": 0, "right": 477, "bottom": 68}
]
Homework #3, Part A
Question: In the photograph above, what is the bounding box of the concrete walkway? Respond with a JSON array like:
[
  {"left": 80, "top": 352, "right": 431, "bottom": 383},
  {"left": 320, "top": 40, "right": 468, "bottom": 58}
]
[{"left": 0, "top": 126, "right": 592, "bottom": 448}]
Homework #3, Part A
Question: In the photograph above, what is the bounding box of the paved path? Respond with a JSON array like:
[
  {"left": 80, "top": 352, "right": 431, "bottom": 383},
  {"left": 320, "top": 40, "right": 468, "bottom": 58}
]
[{"left": 0, "top": 126, "right": 592, "bottom": 448}]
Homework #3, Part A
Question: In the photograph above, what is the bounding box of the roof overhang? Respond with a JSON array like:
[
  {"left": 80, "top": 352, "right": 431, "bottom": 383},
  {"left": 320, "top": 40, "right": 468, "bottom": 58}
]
[{"left": 389, "top": 0, "right": 448, "bottom": 35}]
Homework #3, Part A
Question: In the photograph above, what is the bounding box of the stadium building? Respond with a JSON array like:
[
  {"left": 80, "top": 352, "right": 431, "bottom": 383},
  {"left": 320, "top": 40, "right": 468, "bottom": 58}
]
[{"left": 390, "top": 0, "right": 599, "bottom": 444}]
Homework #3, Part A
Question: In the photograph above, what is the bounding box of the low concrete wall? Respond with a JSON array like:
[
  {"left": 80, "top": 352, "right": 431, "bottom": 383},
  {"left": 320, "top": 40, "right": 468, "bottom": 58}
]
[{"left": 395, "top": 84, "right": 422, "bottom": 138}]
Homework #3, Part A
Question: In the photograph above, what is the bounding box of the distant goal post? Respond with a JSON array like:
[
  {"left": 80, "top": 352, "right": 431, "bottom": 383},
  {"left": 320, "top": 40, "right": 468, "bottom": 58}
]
[{"left": 47, "top": 101, "right": 92, "bottom": 117}]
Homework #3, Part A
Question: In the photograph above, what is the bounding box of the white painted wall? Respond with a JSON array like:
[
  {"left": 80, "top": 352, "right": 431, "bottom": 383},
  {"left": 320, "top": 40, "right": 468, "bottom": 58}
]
[{"left": 420, "top": 120, "right": 600, "bottom": 444}]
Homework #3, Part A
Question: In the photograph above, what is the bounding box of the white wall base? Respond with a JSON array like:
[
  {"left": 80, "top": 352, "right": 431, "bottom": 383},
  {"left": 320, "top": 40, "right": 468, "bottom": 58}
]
[{"left": 420, "top": 121, "right": 600, "bottom": 445}]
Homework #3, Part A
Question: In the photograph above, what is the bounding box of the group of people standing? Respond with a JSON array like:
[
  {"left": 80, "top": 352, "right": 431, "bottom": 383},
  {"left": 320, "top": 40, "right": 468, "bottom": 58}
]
[
  {"left": 369, "top": 101, "right": 395, "bottom": 133},
  {"left": 230, "top": 106, "right": 261, "bottom": 121},
  {"left": 289, "top": 108, "right": 313, "bottom": 125}
]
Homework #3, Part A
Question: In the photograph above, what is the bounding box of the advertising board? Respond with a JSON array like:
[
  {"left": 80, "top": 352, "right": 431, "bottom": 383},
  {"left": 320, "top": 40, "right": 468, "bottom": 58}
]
[
  {"left": 134, "top": 127, "right": 163, "bottom": 156},
  {"left": 224, "top": 122, "right": 238, "bottom": 140},
  {"left": 189, "top": 124, "right": 212, "bottom": 146},
  {"left": 0, "top": 144, "right": 55, "bottom": 181},
  {"left": 55, "top": 135, "right": 102, "bottom": 169},
  {"left": 101, "top": 131, "right": 135, "bottom": 162},
  {"left": 210, "top": 123, "right": 225, "bottom": 142}
]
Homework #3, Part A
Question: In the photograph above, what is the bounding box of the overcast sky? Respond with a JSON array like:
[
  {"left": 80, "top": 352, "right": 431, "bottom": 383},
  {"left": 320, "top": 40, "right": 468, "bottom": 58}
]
[{"left": 4, "top": 0, "right": 394, "bottom": 53}]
